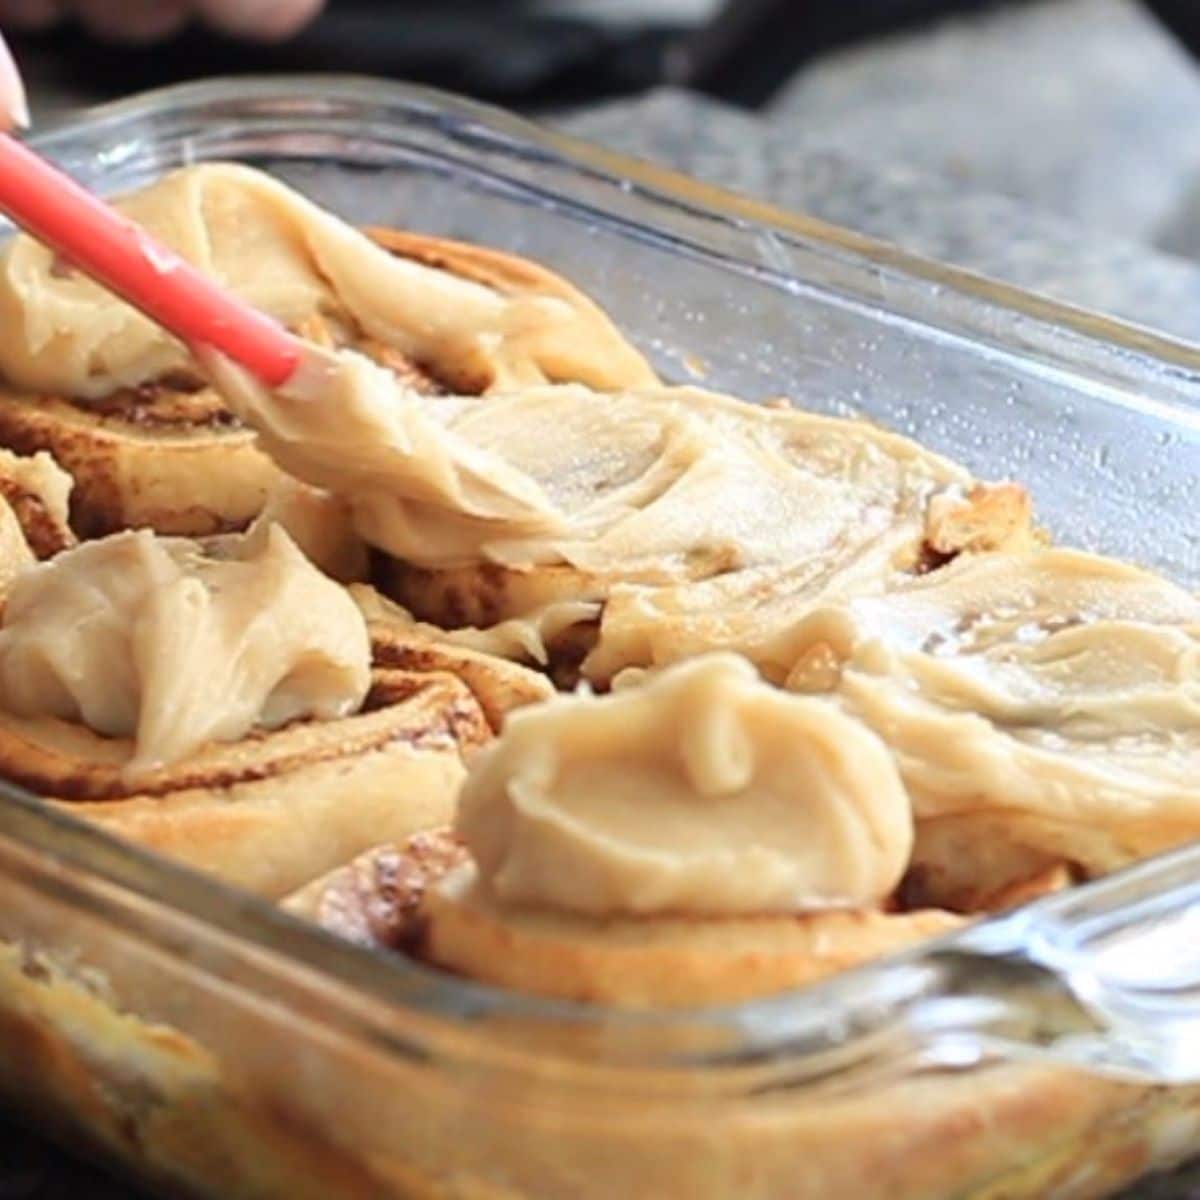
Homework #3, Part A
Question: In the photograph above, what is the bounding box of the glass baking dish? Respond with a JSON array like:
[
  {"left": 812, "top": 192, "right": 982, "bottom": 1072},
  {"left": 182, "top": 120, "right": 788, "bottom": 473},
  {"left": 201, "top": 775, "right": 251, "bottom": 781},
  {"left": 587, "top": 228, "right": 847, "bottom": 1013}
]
[{"left": 4, "top": 76, "right": 1200, "bottom": 1200}]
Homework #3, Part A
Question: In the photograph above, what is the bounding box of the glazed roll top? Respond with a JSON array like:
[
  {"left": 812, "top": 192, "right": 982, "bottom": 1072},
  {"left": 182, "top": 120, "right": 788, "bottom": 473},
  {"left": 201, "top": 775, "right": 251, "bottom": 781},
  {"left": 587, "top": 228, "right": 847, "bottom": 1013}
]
[
  {"left": 785, "top": 548, "right": 1200, "bottom": 876},
  {"left": 201, "top": 346, "right": 569, "bottom": 556}
]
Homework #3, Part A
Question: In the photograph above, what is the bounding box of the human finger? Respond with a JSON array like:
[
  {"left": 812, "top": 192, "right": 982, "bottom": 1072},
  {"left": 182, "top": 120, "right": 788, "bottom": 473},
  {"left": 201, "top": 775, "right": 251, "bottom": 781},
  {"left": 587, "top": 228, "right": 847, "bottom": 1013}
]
[
  {"left": 197, "top": 0, "right": 323, "bottom": 41},
  {"left": 0, "top": 0, "right": 64, "bottom": 31},
  {"left": 0, "top": 31, "right": 29, "bottom": 129},
  {"left": 71, "top": 0, "right": 190, "bottom": 42}
]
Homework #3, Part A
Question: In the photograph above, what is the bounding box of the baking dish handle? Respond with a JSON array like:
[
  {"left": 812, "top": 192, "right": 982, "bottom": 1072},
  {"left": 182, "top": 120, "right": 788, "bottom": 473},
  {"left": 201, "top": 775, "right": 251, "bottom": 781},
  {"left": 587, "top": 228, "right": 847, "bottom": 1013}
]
[{"left": 906, "top": 840, "right": 1200, "bottom": 1084}]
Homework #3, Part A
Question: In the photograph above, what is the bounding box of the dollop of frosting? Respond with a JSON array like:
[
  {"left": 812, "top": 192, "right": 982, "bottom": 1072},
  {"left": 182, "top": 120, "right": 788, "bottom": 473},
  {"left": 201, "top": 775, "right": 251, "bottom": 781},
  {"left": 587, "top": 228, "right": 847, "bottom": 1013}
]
[
  {"left": 456, "top": 653, "right": 913, "bottom": 917},
  {"left": 0, "top": 162, "right": 651, "bottom": 399},
  {"left": 0, "top": 525, "right": 371, "bottom": 771}
]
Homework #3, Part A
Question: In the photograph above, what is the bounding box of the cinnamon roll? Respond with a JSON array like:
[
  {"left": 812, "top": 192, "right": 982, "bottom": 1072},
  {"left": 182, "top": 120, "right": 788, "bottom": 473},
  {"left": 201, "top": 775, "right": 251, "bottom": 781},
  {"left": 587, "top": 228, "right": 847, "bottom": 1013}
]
[
  {"left": 0, "top": 526, "right": 550, "bottom": 897},
  {"left": 784, "top": 547, "right": 1200, "bottom": 909},
  {"left": 0, "top": 163, "right": 657, "bottom": 539},
  {"left": 288, "top": 655, "right": 962, "bottom": 1007}
]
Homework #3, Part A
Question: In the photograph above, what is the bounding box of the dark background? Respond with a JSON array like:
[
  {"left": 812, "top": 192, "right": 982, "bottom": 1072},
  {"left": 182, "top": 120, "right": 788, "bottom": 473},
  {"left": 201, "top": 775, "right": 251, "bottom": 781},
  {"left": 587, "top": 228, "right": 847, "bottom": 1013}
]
[{"left": 3, "top": 0, "right": 1054, "bottom": 111}]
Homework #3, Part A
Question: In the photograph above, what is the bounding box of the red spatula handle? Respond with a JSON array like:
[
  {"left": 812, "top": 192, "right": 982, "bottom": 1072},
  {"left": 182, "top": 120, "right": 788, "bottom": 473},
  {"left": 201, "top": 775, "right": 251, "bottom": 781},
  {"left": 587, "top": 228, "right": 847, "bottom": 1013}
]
[{"left": 0, "top": 134, "right": 302, "bottom": 386}]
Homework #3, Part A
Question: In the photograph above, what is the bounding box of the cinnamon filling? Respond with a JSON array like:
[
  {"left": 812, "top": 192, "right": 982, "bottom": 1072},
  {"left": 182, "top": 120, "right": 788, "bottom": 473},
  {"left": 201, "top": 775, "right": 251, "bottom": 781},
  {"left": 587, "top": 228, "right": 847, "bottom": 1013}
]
[{"left": 0, "top": 478, "right": 74, "bottom": 560}]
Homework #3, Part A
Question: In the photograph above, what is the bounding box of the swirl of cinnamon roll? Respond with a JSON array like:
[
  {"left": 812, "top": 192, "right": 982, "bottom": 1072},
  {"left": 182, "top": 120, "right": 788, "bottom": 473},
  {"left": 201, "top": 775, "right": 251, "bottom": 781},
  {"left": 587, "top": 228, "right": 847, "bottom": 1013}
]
[
  {"left": 360, "top": 386, "right": 1034, "bottom": 684},
  {"left": 0, "top": 446, "right": 75, "bottom": 591}
]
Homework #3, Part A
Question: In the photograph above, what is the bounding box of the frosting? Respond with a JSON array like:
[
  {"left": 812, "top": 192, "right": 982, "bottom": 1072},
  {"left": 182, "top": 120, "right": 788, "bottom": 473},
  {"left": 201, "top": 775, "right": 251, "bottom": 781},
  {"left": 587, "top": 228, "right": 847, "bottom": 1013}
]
[
  {"left": 0, "top": 162, "right": 652, "bottom": 399},
  {"left": 785, "top": 549, "right": 1200, "bottom": 871},
  {"left": 200, "top": 344, "right": 569, "bottom": 554},
  {"left": 456, "top": 653, "right": 913, "bottom": 917},
  {"left": 203, "top": 374, "right": 997, "bottom": 614},
  {"left": 583, "top": 481, "right": 1033, "bottom": 684},
  {"left": 0, "top": 525, "right": 370, "bottom": 771}
]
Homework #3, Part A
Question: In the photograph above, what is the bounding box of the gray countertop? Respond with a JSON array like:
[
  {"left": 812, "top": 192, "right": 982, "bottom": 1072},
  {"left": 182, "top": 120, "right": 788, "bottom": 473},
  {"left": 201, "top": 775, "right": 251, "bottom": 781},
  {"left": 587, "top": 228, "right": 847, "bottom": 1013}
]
[
  {"left": 559, "top": 0, "right": 1200, "bottom": 346},
  {"left": 5, "top": 1, "right": 1200, "bottom": 1196}
]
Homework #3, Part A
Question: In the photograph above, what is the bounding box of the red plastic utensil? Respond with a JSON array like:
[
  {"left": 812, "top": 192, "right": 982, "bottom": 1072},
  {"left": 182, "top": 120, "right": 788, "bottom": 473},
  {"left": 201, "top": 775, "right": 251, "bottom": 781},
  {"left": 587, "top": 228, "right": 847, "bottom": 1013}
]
[{"left": 0, "top": 133, "right": 303, "bottom": 387}]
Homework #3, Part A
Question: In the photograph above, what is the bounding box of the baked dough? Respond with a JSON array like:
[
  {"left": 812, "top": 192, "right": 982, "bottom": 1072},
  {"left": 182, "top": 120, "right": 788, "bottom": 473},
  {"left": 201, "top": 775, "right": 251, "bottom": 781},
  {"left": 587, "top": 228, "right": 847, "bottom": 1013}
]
[
  {"left": 4, "top": 662, "right": 482, "bottom": 898},
  {"left": 284, "top": 653, "right": 942, "bottom": 1009},
  {"left": 4, "top": 931, "right": 1192, "bottom": 1200},
  {"left": 281, "top": 828, "right": 469, "bottom": 950},
  {"left": 0, "top": 446, "right": 74, "bottom": 591}
]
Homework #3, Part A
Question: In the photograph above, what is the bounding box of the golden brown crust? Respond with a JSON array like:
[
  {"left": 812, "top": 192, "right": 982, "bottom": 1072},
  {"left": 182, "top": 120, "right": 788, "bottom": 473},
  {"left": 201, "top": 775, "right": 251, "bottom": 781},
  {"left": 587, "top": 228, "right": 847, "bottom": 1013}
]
[
  {"left": 922, "top": 481, "right": 1039, "bottom": 562},
  {"left": 0, "top": 945, "right": 399, "bottom": 1200},
  {"left": 973, "top": 861, "right": 1076, "bottom": 913},
  {"left": 416, "top": 864, "right": 963, "bottom": 1009},
  {"left": 906, "top": 807, "right": 1195, "bottom": 915},
  {"left": 364, "top": 228, "right": 658, "bottom": 394}
]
